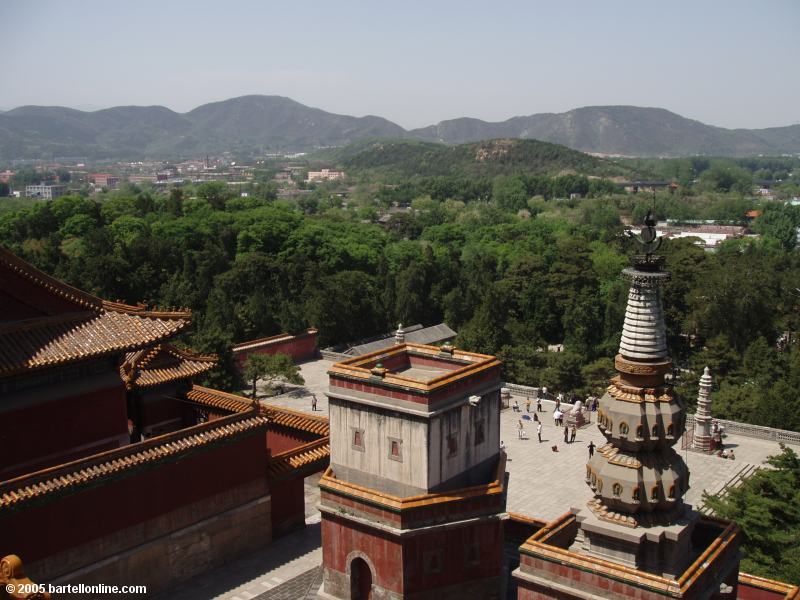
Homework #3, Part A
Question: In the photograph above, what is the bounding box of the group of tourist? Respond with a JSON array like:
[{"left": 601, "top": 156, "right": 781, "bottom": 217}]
[
  {"left": 505, "top": 389, "right": 607, "bottom": 457},
  {"left": 512, "top": 397, "right": 543, "bottom": 413}
]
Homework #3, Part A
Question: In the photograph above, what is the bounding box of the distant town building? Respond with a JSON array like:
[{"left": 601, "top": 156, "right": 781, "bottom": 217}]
[
  {"left": 127, "top": 174, "right": 157, "bottom": 184},
  {"left": 656, "top": 222, "right": 746, "bottom": 249},
  {"left": 306, "top": 168, "right": 345, "bottom": 182},
  {"left": 622, "top": 181, "right": 677, "bottom": 194},
  {"left": 0, "top": 170, "right": 13, "bottom": 184},
  {"left": 24, "top": 184, "right": 66, "bottom": 199},
  {"left": 90, "top": 173, "right": 119, "bottom": 189}
]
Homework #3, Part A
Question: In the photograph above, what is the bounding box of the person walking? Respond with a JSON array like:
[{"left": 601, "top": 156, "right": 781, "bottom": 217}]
[
  {"left": 533, "top": 413, "right": 539, "bottom": 423},
  {"left": 537, "top": 422, "right": 542, "bottom": 443},
  {"left": 518, "top": 420, "right": 525, "bottom": 439},
  {"left": 570, "top": 425, "right": 577, "bottom": 443},
  {"left": 526, "top": 398, "right": 531, "bottom": 413},
  {"left": 311, "top": 394, "right": 318, "bottom": 412},
  {"left": 513, "top": 400, "right": 520, "bottom": 412},
  {"left": 536, "top": 397, "right": 542, "bottom": 412},
  {"left": 563, "top": 425, "right": 569, "bottom": 443},
  {"left": 588, "top": 440, "right": 596, "bottom": 457}
]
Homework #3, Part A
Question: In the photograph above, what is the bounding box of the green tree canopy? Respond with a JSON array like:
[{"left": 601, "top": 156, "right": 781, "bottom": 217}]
[
  {"left": 703, "top": 446, "right": 800, "bottom": 584},
  {"left": 243, "top": 352, "right": 304, "bottom": 398}
]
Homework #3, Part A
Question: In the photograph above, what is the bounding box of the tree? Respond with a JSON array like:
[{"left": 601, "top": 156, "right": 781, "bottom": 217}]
[
  {"left": 196, "top": 181, "right": 231, "bottom": 210},
  {"left": 703, "top": 445, "right": 800, "bottom": 584},
  {"left": 753, "top": 204, "right": 800, "bottom": 251},
  {"left": 243, "top": 352, "right": 304, "bottom": 398}
]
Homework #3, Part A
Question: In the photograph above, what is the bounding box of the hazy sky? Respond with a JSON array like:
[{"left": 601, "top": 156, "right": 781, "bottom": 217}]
[{"left": 2, "top": 0, "right": 799, "bottom": 129}]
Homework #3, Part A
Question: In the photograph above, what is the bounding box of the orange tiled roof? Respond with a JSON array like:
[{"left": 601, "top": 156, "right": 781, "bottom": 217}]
[
  {"left": 0, "top": 309, "right": 190, "bottom": 378},
  {"left": 265, "top": 438, "right": 330, "bottom": 480},
  {"left": 319, "top": 452, "right": 506, "bottom": 511},
  {"left": 121, "top": 344, "right": 217, "bottom": 389},
  {"left": 186, "top": 385, "right": 254, "bottom": 413},
  {"left": 186, "top": 386, "right": 330, "bottom": 436},
  {"left": 329, "top": 343, "right": 501, "bottom": 393},
  {"left": 519, "top": 512, "right": 742, "bottom": 597},
  {"left": 0, "top": 412, "right": 267, "bottom": 511},
  {"left": 0, "top": 245, "right": 191, "bottom": 377},
  {"left": 261, "top": 403, "right": 330, "bottom": 436}
]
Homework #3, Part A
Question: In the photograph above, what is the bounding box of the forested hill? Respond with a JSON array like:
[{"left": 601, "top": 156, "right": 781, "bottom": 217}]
[
  {"left": 334, "top": 138, "right": 632, "bottom": 179},
  {"left": 0, "top": 96, "right": 405, "bottom": 160},
  {"left": 2, "top": 96, "right": 800, "bottom": 160},
  {"left": 410, "top": 106, "right": 800, "bottom": 157}
]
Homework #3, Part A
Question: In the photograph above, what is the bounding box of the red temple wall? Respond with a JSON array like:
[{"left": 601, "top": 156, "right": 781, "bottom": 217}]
[
  {"left": 233, "top": 330, "right": 317, "bottom": 372},
  {"left": 322, "top": 515, "right": 404, "bottom": 593},
  {"left": 0, "top": 272, "right": 85, "bottom": 319},
  {"left": 517, "top": 555, "right": 664, "bottom": 600},
  {"left": 375, "top": 352, "right": 410, "bottom": 371},
  {"left": 407, "top": 354, "right": 473, "bottom": 371},
  {"left": 329, "top": 365, "right": 501, "bottom": 408},
  {"left": 0, "top": 382, "right": 128, "bottom": 479},
  {"left": 267, "top": 426, "right": 318, "bottom": 455},
  {"left": 137, "top": 393, "right": 188, "bottom": 433},
  {"left": 735, "top": 583, "right": 787, "bottom": 600},
  {"left": 322, "top": 513, "right": 502, "bottom": 594},
  {"left": 0, "top": 431, "right": 268, "bottom": 564},
  {"left": 401, "top": 519, "right": 502, "bottom": 593},
  {"left": 270, "top": 476, "right": 305, "bottom": 536}
]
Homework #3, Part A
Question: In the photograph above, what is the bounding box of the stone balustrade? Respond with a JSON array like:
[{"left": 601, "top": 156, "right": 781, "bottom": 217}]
[{"left": 501, "top": 381, "right": 800, "bottom": 446}]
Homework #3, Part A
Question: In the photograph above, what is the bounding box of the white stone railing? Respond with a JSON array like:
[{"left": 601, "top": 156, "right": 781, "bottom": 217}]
[
  {"left": 503, "top": 382, "right": 552, "bottom": 400},
  {"left": 320, "top": 350, "right": 351, "bottom": 361},
  {"left": 685, "top": 414, "right": 800, "bottom": 446},
  {"left": 502, "top": 381, "right": 800, "bottom": 446}
]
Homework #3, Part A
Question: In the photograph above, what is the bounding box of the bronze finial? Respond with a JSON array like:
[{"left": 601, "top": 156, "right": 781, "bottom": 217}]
[{"left": 629, "top": 209, "right": 664, "bottom": 270}]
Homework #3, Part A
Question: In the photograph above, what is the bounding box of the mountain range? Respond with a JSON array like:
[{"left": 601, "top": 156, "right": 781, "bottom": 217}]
[{"left": 0, "top": 95, "right": 798, "bottom": 160}]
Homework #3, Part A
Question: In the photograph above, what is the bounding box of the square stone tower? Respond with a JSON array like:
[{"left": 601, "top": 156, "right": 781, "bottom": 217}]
[{"left": 318, "top": 343, "right": 507, "bottom": 599}]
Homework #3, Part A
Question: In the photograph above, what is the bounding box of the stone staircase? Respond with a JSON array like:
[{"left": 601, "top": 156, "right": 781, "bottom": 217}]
[{"left": 697, "top": 463, "right": 760, "bottom": 516}]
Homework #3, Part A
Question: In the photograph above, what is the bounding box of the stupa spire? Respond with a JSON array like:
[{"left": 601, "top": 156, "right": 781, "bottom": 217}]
[
  {"left": 578, "top": 211, "right": 695, "bottom": 577},
  {"left": 692, "top": 367, "right": 714, "bottom": 452}
]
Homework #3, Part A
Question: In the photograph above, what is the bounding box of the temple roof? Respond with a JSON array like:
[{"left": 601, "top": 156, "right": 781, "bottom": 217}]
[
  {"left": 0, "top": 412, "right": 268, "bottom": 511},
  {"left": 0, "top": 245, "right": 191, "bottom": 377},
  {"left": 265, "top": 438, "right": 330, "bottom": 481},
  {"left": 186, "top": 385, "right": 331, "bottom": 437},
  {"left": 344, "top": 323, "right": 456, "bottom": 356},
  {"left": 120, "top": 344, "right": 217, "bottom": 390}
]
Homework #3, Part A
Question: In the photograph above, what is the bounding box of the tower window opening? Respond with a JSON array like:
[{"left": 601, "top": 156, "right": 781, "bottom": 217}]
[{"left": 351, "top": 428, "right": 365, "bottom": 451}]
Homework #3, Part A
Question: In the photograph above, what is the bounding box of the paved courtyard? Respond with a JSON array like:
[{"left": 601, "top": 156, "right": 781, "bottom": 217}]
[{"left": 188, "top": 357, "right": 792, "bottom": 599}]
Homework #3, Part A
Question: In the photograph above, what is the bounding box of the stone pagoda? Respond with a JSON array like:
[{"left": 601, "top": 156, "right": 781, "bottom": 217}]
[
  {"left": 513, "top": 216, "right": 742, "bottom": 599},
  {"left": 579, "top": 212, "right": 695, "bottom": 576},
  {"left": 692, "top": 367, "right": 714, "bottom": 452}
]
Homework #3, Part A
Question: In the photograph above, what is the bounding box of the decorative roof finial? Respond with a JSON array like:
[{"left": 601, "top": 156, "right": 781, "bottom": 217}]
[{"left": 628, "top": 208, "right": 665, "bottom": 271}]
